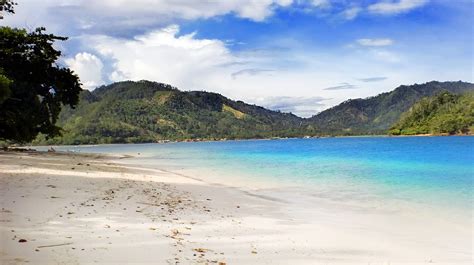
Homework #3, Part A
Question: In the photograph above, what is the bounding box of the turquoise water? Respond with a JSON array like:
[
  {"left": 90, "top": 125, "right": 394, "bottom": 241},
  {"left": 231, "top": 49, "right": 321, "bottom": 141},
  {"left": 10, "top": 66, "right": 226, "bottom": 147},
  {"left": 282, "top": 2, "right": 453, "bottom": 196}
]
[{"left": 48, "top": 136, "right": 474, "bottom": 211}]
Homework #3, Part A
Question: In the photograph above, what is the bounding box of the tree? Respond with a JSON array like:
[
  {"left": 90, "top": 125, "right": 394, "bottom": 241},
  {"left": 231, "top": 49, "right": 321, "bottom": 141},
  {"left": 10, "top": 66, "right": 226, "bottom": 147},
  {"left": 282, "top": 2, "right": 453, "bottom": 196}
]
[
  {"left": 0, "top": 70, "right": 12, "bottom": 104},
  {"left": 0, "top": 0, "right": 16, "bottom": 19},
  {"left": 0, "top": 27, "right": 82, "bottom": 143},
  {"left": 0, "top": 1, "right": 14, "bottom": 104}
]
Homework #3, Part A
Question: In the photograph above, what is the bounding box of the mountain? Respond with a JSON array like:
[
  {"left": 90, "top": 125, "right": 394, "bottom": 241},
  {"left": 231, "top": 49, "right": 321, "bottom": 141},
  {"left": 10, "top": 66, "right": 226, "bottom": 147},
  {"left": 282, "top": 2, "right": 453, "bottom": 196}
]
[
  {"left": 37, "top": 81, "right": 305, "bottom": 144},
  {"left": 306, "top": 81, "right": 474, "bottom": 135},
  {"left": 389, "top": 92, "right": 474, "bottom": 135},
  {"left": 34, "top": 80, "right": 474, "bottom": 145}
]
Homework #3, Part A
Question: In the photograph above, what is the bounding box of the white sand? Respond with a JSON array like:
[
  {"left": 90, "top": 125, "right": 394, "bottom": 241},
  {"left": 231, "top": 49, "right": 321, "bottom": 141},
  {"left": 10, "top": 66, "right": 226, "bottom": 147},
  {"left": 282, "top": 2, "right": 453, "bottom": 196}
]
[{"left": 0, "top": 151, "right": 471, "bottom": 264}]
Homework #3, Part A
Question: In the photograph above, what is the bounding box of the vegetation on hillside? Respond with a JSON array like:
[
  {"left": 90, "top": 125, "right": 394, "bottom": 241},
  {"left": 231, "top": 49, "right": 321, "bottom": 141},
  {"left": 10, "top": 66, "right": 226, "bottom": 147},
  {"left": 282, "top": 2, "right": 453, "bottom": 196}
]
[
  {"left": 306, "top": 81, "right": 474, "bottom": 135},
  {"left": 33, "top": 81, "right": 474, "bottom": 145},
  {"left": 389, "top": 92, "right": 474, "bottom": 135},
  {"left": 35, "top": 81, "right": 305, "bottom": 145}
]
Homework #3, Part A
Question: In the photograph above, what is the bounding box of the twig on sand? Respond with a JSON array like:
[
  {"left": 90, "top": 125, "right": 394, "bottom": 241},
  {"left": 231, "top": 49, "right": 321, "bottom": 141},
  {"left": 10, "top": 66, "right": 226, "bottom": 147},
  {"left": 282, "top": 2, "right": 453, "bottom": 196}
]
[
  {"left": 37, "top": 242, "right": 73, "bottom": 249},
  {"left": 137, "top": 202, "right": 161, "bottom": 207}
]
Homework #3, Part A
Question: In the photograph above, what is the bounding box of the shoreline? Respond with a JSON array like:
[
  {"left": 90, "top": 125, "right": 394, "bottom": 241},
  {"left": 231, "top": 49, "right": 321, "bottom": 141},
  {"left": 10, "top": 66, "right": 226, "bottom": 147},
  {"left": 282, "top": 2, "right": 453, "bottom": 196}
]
[
  {"left": 0, "top": 151, "right": 472, "bottom": 264},
  {"left": 16, "top": 133, "right": 473, "bottom": 151},
  {"left": 13, "top": 134, "right": 474, "bottom": 148}
]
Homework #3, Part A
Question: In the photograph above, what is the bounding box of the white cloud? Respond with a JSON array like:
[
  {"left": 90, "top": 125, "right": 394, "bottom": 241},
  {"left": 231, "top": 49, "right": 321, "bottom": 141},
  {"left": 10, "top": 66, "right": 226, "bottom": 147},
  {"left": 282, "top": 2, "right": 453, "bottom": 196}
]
[
  {"left": 2, "top": 0, "right": 298, "bottom": 36},
  {"left": 342, "top": 6, "right": 362, "bottom": 20},
  {"left": 63, "top": 0, "right": 295, "bottom": 22},
  {"left": 72, "top": 25, "right": 365, "bottom": 114},
  {"left": 92, "top": 0, "right": 293, "bottom": 21},
  {"left": 231, "top": 69, "right": 275, "bottom": 79},
  {"left": 85, "top": 25, "right": 236, "bottom": 90},
  {"left": 310, "top": 0, "right": 330, "bottom": 8},
  {"left": 1, "top": 0, "right": 471, "bottom": 119},
  {"left": 254, "top": 96, "right": 328, "bottom": 117},
  {"left": 370, "top": 49, "right": 400, "bottom": 63},
  {"left": 358, "top": 77, "right": 387, "bottom": 82},
  {"left": 65, "top": 52, "right": 104, "bottom": 90},
  {"left": 368, "top": 0, "right": 428, "bottom": 15},
  {"left": 68, "top": 24, "right": 468, "bottom": 117},
  {"left": 357, "top": 38, "right": 394, "bottom": 47},
  {"left": 323, "top": 82, "right": 357, "bottom": 90},
  {"left": 4, "top": 0, "right": 432, "bottom": 37}
]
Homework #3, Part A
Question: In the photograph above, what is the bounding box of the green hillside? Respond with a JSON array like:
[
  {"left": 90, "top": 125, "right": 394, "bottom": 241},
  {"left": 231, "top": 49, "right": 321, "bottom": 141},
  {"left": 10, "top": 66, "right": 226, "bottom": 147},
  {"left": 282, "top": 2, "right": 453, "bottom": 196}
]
[
  {"left": 33, "top": 80, "right": 474, "bottom": 145},
  {"left": 306, "top": 81, "right": 474, "bottom": 135},
  {"left": 389, "top": 92, "right": 474, "bottom": 135},
  {"left": 35, "top": 81, "right": 305, "bottom": 144}
]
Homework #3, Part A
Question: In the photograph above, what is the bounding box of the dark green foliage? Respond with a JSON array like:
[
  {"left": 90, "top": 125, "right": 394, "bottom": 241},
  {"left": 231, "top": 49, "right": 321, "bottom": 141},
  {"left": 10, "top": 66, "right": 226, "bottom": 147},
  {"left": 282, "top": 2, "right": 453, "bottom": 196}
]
[
  {"left": 0, "top": 27, "right": 82, "bottom": 143},
  {"left": 0, "top": 0, "right": 16, "bottom": 18},
  {"left": 34, "top": 80, "right": 474, "bottom": 145},
  {"left": 306, "top": 81, "right": 474, "bottom": 135},
  {"left": 0, "top": 70, "right": 12, "bottom": 104},
  {"left": 37, "top": 81, "right": 304, "bottom": 144},
  {"left": 390, "top": 92, "right": 474, "bottom": 135}
]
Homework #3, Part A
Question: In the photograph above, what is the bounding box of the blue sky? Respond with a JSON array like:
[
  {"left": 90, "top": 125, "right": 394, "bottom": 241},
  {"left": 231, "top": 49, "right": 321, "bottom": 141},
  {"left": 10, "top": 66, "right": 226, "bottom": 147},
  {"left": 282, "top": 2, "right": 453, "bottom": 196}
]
[{"left": 2, "top": 0, "right": 472, "bottom": 117}]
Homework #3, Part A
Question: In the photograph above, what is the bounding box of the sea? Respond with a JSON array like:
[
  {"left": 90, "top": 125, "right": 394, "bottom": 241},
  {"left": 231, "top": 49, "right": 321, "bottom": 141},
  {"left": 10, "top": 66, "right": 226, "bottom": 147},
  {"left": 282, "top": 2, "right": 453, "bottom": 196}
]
[{"left": 43, "top": 136, "right": 473, "bottom": 216}]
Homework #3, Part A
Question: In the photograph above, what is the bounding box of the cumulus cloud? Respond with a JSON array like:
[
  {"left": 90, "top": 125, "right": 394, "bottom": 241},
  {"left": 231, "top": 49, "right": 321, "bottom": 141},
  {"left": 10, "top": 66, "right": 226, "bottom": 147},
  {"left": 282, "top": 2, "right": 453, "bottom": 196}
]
[
  {"left": 368, "top": 0, "right": 428, "bottom": 15},
  {"left": 65, "top": 52, "right": 104, "bottom": 90},
  {"left": 83, "top": 25, "right": 235, "bottom": 90},
  {"left": 323, "top": 82, "right": 357, "bottom": 90},
  {"left": 357, "top": 38, "right": 394, "bottom": 47}
]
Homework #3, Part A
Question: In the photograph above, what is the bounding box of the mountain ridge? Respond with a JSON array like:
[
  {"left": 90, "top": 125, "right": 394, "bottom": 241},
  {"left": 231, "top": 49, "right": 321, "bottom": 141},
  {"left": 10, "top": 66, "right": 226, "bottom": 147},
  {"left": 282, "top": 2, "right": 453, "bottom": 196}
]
[
  {"left": 306, "top": 81, "right": 474, "bottom": 135},
  {"left": 34, "top": 80, "right": 474, "bottom": 144},
  {"left": 43, "top": 80, "right": 304, "bottom": 144}
]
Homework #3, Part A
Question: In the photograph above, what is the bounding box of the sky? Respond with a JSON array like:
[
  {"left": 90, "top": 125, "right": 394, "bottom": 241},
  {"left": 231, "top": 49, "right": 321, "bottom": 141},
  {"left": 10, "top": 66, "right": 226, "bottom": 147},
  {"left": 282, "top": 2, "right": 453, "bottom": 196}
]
[{"left": 2, "top": 0, "right": 473, "bottom": 117}]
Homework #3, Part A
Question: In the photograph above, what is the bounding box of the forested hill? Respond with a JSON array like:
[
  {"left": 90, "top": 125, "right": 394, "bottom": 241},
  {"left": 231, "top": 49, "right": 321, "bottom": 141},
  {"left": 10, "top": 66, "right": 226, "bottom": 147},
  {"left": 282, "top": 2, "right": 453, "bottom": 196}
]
[
  {"left": 306, "top": 81, "right": 474, "bottom": 135},
  {"left": 389, "top": 92, "right": 474, "bottom": 135},
  {"left": 38, "top": 81, "right": 304, "bottom": 144},
  {"left": 34, "top": 80, "right": 474, "bottom": 144}
]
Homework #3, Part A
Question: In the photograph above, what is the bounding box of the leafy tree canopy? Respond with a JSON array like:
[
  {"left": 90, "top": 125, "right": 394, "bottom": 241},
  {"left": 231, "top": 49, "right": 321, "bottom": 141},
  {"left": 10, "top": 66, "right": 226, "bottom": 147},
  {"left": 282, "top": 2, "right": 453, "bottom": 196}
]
[
  {"left": 35, "top": 81, "right": 304, "bottom": 145},
  {"left": 0, "top": 0, "right": 16, "bottom": 18},
  {"left": 389, "top": 92, "right": 474, "bottom": 135},
  {"left": 0, "top": 27, "right": 82, "bottom": 143}
]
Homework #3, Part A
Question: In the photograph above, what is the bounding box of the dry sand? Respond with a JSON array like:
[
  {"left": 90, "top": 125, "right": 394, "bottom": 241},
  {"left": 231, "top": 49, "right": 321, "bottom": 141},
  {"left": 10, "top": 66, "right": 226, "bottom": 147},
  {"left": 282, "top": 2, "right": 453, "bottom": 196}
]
[{"left": 0, "top": 151, "right": 471, "bottom": 264}]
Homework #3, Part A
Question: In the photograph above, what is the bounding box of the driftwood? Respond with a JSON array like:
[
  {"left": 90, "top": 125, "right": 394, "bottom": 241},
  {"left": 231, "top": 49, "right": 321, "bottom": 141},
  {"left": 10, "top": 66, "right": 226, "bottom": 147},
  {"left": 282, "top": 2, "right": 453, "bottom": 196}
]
[
  {"left": 37, "top": 242, "right": 73, "bottom": 248},
  {"left": 136, "top": 202, "right": 161, "bottom": 207}
]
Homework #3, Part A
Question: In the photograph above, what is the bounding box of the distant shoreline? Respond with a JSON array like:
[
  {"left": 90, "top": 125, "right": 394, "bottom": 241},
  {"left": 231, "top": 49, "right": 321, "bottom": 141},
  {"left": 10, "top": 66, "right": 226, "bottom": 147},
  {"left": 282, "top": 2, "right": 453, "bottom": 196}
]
[{"left": 18, "top": 133, "right": 472, "bottom": 148}]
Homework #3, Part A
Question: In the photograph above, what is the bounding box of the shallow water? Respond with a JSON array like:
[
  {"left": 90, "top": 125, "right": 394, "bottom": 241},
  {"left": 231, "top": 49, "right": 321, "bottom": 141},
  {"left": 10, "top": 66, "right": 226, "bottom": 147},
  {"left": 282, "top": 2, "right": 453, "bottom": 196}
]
[{"left": 45, "top": 136, "right": 474, "bottom": 214}]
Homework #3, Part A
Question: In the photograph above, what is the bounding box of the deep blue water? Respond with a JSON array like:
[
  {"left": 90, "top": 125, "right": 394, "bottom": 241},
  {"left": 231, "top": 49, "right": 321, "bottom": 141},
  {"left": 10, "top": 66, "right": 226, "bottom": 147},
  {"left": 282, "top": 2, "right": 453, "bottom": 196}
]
[{"left": 47, "top": 136, "right": 474, "bottom": 211}]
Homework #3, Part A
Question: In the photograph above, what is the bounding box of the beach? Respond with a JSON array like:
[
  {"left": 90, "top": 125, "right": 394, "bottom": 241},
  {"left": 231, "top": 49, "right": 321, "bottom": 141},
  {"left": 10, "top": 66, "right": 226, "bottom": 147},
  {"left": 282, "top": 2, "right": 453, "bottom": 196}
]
[{"left": 0, "top": 150, "right": 472, "bottom": 265}]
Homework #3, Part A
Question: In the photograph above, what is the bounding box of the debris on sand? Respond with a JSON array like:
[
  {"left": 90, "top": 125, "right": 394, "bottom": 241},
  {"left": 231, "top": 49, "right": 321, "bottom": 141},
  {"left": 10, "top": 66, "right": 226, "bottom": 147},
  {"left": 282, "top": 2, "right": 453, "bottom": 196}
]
[
  {"left": 18, "top": 239, "right": 27, "bottom": 243},
  {"left": 37, "top": 242, "right": 73, "bottom": 249}
]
